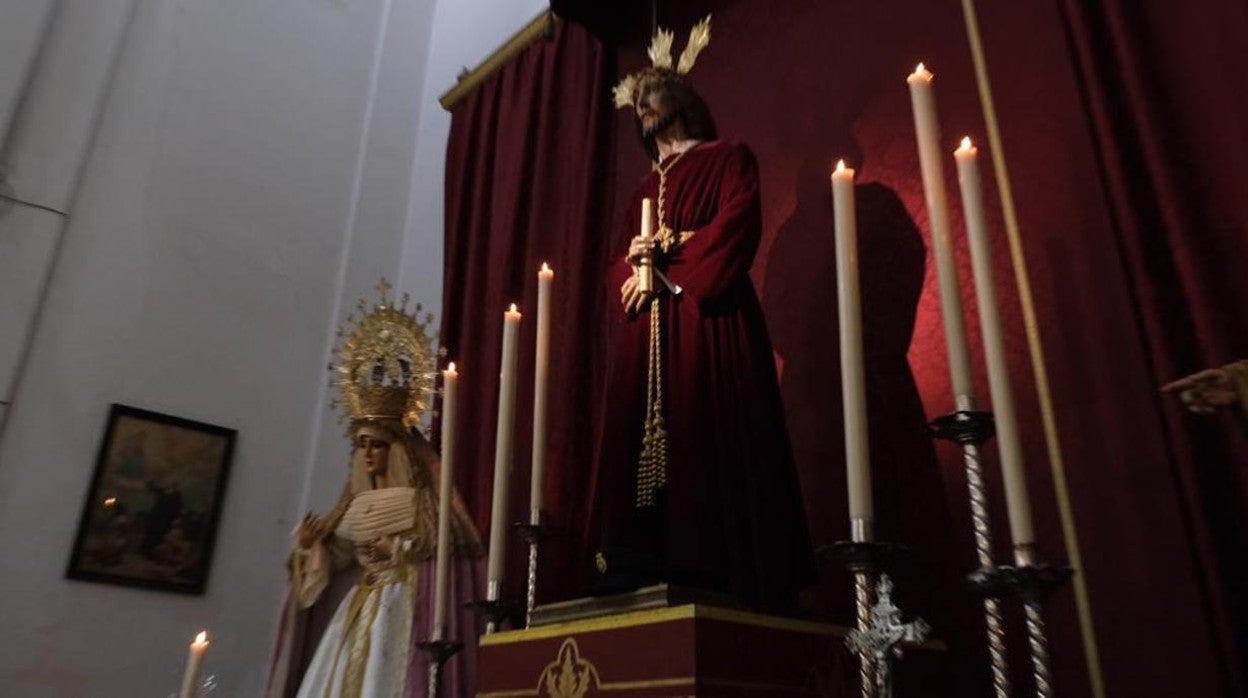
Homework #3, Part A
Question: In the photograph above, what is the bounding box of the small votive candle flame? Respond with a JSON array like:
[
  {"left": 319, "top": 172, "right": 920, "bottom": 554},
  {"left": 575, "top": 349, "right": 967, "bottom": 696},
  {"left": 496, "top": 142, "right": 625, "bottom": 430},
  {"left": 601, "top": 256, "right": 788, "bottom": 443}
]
[{"left": 179, "top": 631, "right": 209, "bottom": 698}]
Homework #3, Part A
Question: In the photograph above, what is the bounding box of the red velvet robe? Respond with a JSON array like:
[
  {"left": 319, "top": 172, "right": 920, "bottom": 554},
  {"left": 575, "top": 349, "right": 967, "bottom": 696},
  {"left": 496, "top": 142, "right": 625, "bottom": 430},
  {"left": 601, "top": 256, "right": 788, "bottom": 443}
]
[{"left": 589, "top": 140, "right": 815, "bottom": 611}]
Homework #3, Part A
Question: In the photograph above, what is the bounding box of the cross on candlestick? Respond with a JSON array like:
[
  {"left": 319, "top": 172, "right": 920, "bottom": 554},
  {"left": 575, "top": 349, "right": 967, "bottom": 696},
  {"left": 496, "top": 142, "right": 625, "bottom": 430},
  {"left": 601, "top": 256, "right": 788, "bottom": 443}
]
[
  {"left": 846, "top": 574, "right": 931, "bottom": 698},
  {"left": 376, "top": 277, "right": 393, "bottom": 298}
]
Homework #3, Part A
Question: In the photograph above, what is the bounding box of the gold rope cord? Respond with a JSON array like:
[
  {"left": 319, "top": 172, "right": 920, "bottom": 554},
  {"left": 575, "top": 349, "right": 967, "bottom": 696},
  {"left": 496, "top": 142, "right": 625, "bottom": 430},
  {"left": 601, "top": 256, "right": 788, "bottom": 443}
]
[{"left": 636, "top": 150, "right": 689, "bottom": 508}]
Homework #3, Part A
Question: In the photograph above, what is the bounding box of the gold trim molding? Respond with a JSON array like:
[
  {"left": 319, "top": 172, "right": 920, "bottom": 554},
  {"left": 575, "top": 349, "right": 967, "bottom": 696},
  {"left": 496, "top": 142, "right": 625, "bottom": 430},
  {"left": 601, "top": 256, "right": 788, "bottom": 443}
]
[{"left": 439, "top": 10, "right": 557, "bottom": 110}]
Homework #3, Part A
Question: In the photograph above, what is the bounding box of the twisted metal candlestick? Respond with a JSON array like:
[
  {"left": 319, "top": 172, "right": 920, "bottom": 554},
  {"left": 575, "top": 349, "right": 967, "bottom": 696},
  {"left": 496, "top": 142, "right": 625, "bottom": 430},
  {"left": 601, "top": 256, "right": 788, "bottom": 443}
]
[
  {"left": 416, "top": 639, "right": 463, "bottom": 698},
  {"left": 968, "top": 555, "right": 1073, "bottom": 698},
  {"left": 1024, "top": 599, "right": 1052, "bottom": 697},
  {"left": 930, "top": 408, "right": 1010, "bottom": 698},
  {"left": 854, "top": 570, "right": 878, "bottom": 698},
  {"left": 513, "top": 518, "right": 554, "bottom": 628},
  {"left": 847, "top": 574, "right": 931, "bottom": 698},
  {"left": 822, "top": 533, "right": 910, "bottom": 698}
]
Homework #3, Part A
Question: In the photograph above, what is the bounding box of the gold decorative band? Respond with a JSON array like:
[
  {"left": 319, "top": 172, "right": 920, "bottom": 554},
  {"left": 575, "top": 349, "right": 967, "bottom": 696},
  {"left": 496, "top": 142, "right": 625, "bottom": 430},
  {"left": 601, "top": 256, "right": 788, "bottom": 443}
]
[{"left": 439, "top": 11, "right": 557, "bottom": 110}]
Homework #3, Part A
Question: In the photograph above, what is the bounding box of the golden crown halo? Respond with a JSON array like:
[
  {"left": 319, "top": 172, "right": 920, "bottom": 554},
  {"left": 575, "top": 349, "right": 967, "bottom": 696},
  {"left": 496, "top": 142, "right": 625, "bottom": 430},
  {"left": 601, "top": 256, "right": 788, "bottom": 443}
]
[
  {"left": 329, "top": 278, "right": 440, "bottom": 430},
  {"left": 612, "top": 15, "right": 712, "bottom": 110}
]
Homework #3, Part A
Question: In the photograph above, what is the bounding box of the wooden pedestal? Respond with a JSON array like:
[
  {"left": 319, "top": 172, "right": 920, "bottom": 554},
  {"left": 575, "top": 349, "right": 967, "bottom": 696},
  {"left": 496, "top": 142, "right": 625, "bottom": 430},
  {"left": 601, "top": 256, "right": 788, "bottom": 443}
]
[{"left": 477, "top": 602, "right": 861, "bottom": 697}]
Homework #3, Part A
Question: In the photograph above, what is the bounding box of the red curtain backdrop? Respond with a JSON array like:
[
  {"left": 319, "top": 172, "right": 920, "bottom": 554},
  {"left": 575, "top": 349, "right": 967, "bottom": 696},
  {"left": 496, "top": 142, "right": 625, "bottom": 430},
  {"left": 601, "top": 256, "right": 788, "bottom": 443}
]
[
  {"left": 445, "top": 1, "right": 1247, "bottom": 694},
  {"left": 438, "top": 18, "right": 612, "bottom": 609},
  {"left": 583, "top": 0, "right": 1244, "bottom": 695},
  {"left": 1056, "top": 0, "right": 1248, "bottom": 692}
]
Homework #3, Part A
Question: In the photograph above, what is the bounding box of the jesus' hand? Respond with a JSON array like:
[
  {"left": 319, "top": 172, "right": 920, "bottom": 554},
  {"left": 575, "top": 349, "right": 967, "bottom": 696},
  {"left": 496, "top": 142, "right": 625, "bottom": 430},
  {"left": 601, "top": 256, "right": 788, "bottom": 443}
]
[{"left": 620, "top": 273, "right": 654, "bottom": 315}]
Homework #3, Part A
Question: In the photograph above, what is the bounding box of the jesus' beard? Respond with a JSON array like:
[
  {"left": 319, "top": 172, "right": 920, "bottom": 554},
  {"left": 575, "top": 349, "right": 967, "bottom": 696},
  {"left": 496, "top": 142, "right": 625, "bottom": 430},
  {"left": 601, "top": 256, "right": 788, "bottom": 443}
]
[{"left": 641, "top": 111, "right": 680, "bottom": 155}]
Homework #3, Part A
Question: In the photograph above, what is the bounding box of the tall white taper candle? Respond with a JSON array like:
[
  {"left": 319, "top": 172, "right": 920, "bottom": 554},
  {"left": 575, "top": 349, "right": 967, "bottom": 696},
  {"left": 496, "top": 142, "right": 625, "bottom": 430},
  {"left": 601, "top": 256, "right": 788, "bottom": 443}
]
[
  {"left": 954, "top": 138, "right": 1035, "bottom": 550},
  {"left": 908, "top": 63, "right": 976, "bottom": 408},
  {"left": 432, "top": 363, "right": 458, "bottom": 639},
  {"left": 530, "top": 264, "right": 553, "bottom": 525},
  {"left": 487, "top": 305, "right": 522, "bottom": 595},
  {"left": 638, "top": 197, "right": 654, "bottom": 293},
  {"left": 832, "top": 160, "right": 873, "bottom": 535},
  {"left": 178, "top": 631, "right": 208, "bottom": 698}
]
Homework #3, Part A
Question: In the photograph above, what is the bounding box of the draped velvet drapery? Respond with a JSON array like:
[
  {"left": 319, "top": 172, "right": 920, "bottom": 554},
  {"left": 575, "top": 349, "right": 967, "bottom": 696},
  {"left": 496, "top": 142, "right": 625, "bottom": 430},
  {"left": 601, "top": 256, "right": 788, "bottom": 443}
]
[
  {"left": 1057, "top": 1, "right": 1248, "bottom": 692},
  {"left": 442, "top": 2, "right": 1248, "bottom": 694},
  {"left": 438, "top": 18, "right": 613, "bottom": 610}
]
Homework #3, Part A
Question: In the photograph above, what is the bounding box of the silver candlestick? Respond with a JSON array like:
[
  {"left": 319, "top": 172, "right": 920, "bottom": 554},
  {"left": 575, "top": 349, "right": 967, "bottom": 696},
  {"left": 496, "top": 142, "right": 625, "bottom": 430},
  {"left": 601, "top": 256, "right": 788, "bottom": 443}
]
[
  {"left": 513, "top": 517, "right": 554, "bottom": 627},
  {"left": 968, "top": 549, "right": 1073, "bottom": 698},
  {"left": 929, "top": 407, "right": 1011, "bottom": 697},
  {"left": 822, "top": 530, "right": 910, "bottom": 698},
  {"left": 847, "top": 574, "right": 931, "bottom": 698},
  {"left": 416, "top": 639, "right": 463, "bottom": 698}
]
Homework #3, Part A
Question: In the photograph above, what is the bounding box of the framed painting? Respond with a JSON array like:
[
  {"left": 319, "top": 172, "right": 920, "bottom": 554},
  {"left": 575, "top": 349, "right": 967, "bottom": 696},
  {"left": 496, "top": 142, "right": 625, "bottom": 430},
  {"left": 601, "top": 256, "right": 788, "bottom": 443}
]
[{"left": 66, "top": 404, "right": 236, "bottom": 594}]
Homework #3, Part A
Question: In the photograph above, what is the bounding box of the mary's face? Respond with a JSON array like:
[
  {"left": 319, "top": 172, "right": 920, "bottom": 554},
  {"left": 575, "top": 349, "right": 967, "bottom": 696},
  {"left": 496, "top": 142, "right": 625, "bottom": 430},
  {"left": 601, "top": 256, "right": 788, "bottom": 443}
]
[{"left": 357, "top": 434, "right": 391, "bottom": 476}]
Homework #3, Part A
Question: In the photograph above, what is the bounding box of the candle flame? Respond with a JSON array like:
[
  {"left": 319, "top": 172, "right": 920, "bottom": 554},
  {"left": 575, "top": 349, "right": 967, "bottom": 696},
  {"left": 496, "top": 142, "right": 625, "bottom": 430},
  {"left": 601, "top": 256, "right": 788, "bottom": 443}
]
[
  {"left": 540, "top": 262, "right": 550, "bottom": 272},
  {"left": 960, "top": 136, "right": 973, "bottom": 150},
  {"left": 447, "top": 362, "right": 457, "bottom": 373},
  {"left": 916, "top": 62, "right": 925, "bottom": 73},
  {"left": 835, "top": 159, "right": 846, "bottom": 173},
  {"left": 194, "top": 631, "right": 208, "bottom": 644},
  {"left": 103, "top": 496, "right": 117, "bottom": 507},
  {"left": 508, "top": 303, "right": 518, "bottom": 313}
]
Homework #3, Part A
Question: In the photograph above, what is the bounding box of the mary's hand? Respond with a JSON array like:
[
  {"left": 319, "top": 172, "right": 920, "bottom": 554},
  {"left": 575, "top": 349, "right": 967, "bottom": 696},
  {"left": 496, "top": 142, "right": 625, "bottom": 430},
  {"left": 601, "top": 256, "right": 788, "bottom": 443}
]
[
  {"left": 297, "top": 513, "right": 322, "bottom": 549},
  {"left": 364, "top": 536, "right": 394, "bottom": 563}
]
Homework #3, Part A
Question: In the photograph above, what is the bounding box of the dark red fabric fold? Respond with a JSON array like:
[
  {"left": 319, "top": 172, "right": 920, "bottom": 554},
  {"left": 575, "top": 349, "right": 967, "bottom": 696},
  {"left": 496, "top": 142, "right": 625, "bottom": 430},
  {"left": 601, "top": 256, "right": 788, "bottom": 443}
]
[{"left": 438, "top": 19, "right": 613, "bottom": 606}]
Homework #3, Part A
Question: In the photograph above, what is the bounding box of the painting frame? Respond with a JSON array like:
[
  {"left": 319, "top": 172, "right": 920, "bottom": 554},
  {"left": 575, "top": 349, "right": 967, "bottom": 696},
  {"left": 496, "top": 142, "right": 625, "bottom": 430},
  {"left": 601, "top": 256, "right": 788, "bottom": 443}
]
[{"left": 66, "top": 403, "right": 237, "bottom": 595}]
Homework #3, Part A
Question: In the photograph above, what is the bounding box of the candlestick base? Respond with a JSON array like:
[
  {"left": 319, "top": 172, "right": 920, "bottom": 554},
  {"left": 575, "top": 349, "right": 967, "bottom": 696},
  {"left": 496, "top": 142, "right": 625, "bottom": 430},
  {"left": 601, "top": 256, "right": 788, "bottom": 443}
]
[
  {"left": 464, "top": 598, "right": 516, "bottom": 635},
  {"left": 927, "top": 410, "right": 995, "bottom": 446},
  {"left": 930, "top": 407, "right": 1011, "bottom": 698},
  {"left": 512, "top": 520, "right": 557, "bottom": 545},
  {"left": 966, "top": 563, "right": 1073, "bottom": 601},
  {"left": 818, "top": 540, "right": 909, "bottom": 574},
  {"left": 513, "top": 520, "right": 558, "bottom": 628},
  {"left": 968, "top": 564, "right": 1073, "bottom": 698},
  {"left": 416, "top": 639, "right": 463, "bottom": 698}
]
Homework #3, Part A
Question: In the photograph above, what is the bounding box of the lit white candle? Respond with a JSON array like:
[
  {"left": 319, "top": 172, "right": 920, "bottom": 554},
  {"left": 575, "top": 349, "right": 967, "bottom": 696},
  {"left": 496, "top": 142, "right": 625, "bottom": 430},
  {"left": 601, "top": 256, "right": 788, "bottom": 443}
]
[
  {"left": 908, "top": 63, "right": 976, "bottom": 408},
  {"left": 487, "top": 305, "right": 522, "bottom": 595},
  {"left": 637, "top": 197, "right": 654, "bottom": 293},
  {"left": 954, "top": 138, "right": 1034, "bottom": 551},
  {"left": 178, "top": 631, "right": 209, "bottom": 698},
  {"left": 832, "top": 160, "right": 873, "bottom": 534},
  {"left": 530, "top": 264, "right": 553, "bottom": 525},
  {"left": 432, "top": 363, "right": 458, "bottom": 639}
]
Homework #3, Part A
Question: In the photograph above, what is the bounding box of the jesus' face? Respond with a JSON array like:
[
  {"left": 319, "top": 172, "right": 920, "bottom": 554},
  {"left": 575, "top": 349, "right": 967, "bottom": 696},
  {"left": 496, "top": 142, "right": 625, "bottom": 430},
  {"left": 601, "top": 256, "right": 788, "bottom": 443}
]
[{"left": 634, "top": 77, "right": 678, "bottom": 140}]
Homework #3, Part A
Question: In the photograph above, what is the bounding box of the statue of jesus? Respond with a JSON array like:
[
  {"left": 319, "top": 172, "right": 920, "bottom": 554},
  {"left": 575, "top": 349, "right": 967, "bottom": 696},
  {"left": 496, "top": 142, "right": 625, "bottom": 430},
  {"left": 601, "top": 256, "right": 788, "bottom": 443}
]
[{"left": 588, "top": 17, "right": 815, "bottom": 613}]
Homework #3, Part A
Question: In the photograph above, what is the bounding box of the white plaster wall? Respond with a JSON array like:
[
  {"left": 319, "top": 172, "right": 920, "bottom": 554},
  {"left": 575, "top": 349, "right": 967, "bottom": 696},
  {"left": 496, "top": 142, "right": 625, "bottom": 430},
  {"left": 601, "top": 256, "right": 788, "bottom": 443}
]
[
  {"left": 0, "top": 0, "right": 58, "bottom": 140},
  {"left": 0, "top": 0, "right": 548, "bottom": 693},
  {"left": 0, "top": 0, "right": 431, "bottom": 694}
]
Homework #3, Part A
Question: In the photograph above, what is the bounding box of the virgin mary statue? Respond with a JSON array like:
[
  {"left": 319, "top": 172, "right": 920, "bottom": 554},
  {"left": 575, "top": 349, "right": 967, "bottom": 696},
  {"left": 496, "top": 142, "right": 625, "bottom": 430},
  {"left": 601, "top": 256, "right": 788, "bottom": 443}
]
[{"left": 266, "top": 288, "right": 483, "bottom": 697}]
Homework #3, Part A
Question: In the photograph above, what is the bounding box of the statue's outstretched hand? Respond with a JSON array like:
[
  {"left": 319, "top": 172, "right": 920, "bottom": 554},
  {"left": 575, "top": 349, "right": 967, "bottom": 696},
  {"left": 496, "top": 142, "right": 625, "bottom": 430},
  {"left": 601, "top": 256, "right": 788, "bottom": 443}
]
[
  {"left": 297, "top": 512, "right": 323, "bottom": 549},
  {"left": 1163, "top": 367, "right": 1239, "bottom": 415}
]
